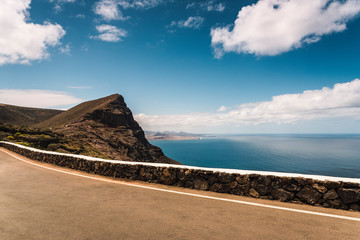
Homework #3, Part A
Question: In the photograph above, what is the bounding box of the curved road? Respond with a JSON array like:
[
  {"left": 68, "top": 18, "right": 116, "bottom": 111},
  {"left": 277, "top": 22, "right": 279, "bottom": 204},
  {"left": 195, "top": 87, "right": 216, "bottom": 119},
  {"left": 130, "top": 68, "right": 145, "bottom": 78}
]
[{"left": 1, "top": 148, "right": 360, "bottom": 240}]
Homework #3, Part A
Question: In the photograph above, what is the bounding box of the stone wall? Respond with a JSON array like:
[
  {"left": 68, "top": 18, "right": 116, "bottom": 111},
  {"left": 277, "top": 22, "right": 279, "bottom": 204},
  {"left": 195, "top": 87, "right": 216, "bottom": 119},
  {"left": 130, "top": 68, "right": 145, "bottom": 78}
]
[{"left": 1, "top": 141, "right": 360, "bottom": 211}]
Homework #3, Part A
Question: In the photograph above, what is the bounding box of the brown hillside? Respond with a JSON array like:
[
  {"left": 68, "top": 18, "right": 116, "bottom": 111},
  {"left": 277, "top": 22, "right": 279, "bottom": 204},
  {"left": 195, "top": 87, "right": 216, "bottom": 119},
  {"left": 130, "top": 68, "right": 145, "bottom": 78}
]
[
  {"left": 34, "top": 94, "right": 119, "bottom": 129},
  {"left": 0, "top": 104, "right": 63, "bottom": 126},
  {"left": 35, "top": 94, "right": 179, "bottom": 164}
]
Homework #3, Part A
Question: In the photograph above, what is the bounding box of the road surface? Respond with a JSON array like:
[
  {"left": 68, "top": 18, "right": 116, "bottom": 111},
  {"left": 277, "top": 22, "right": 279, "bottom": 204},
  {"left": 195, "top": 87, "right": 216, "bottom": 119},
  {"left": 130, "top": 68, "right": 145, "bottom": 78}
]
[{"left": 1, "top": 148, "right": 360, "bottom": 239}]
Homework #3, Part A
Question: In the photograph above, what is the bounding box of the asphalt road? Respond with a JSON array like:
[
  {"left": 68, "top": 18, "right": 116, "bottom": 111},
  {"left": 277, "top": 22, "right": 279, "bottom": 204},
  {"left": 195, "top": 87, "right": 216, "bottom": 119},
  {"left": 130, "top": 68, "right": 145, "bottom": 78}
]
[{"left": 1, "top": 148, "right": 360, "bottom": 240}]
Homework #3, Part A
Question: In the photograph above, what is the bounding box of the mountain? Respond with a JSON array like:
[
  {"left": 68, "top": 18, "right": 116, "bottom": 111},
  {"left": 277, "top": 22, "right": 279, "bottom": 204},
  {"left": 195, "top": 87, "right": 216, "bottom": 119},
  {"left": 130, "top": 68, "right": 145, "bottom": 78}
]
[
  {"left": 34, "top": 94, "right": 179, "bottom": 164},
  {"left": 35, "top": 94, "right": 119, "bottom": 129},
  {"left": 145, "top": 131, "right": 204, "bottom": 140},
  {"left": 0, "top": 103, "right": 63, "bottom": 126}
]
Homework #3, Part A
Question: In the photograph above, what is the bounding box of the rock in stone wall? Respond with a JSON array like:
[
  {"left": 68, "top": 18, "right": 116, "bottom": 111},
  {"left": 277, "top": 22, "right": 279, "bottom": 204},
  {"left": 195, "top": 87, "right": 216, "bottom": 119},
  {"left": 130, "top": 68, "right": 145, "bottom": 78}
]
[{"left": 1, "top": 141, "right": 359, "bottom": 212}]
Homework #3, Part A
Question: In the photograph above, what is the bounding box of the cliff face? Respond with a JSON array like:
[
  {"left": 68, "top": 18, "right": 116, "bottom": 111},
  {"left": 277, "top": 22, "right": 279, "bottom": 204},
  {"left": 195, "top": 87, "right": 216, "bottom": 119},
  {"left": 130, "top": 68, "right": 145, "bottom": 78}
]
[{"left": 37, "top": 94, "right": 179, "bottom": 164}]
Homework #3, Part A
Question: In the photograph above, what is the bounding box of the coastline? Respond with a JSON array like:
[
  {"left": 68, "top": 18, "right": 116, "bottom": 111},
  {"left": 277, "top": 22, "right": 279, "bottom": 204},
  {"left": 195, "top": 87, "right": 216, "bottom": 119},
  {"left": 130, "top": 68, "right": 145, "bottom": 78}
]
[
  {"left": 146, "top": 136, "right": 201, "bottom": 141},
  {"left": 2, "top": 140, "right": 360, "bottom": 212}
]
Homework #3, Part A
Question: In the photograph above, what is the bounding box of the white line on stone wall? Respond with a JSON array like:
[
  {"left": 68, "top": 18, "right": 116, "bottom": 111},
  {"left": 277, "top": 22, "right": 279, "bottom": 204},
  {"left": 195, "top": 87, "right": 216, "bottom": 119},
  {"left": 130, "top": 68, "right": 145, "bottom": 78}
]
[
  {"left": 1, "top": 148, "right": 360, "bottom": 222},
  {"left": 1, "top": 141, "right": 360, "bottom": 183}
]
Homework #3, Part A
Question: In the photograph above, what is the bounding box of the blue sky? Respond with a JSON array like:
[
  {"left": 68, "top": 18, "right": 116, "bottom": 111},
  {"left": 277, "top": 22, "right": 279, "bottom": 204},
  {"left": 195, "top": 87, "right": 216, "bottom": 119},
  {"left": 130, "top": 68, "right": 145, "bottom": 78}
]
[{"left": 1, "top": 0, "right": 360, "bottom": 133}]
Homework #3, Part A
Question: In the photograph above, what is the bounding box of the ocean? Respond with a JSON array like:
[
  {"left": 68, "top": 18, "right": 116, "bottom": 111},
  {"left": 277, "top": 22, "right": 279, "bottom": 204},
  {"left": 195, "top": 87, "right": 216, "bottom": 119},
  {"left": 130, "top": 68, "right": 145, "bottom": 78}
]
[{"left": 151, "top": 134, "right": 360, "bottom": 178}]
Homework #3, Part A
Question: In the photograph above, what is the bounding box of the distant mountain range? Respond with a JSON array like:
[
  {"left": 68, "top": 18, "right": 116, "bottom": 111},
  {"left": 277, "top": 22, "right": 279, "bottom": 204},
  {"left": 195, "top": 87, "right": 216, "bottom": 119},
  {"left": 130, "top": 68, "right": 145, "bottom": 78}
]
[
  {"left": 145, "top": 131, "right": 205, "bottom": 140},
  {"left": 0, "top": 95, "right": 179, "bottom": 164}
]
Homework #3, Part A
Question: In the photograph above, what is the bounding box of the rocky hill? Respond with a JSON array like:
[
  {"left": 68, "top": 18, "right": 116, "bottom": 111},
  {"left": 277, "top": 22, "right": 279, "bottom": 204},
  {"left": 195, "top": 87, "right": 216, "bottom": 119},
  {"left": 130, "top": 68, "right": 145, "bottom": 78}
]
[
  {"left": 1, "top": 94, "right": 178, "bottom": 164},
  {"left": 34, "top": 94, "right": 179, "bottom": 164},
  {"left": 0, "top": 103, "right": 63, "bottom": 126}
]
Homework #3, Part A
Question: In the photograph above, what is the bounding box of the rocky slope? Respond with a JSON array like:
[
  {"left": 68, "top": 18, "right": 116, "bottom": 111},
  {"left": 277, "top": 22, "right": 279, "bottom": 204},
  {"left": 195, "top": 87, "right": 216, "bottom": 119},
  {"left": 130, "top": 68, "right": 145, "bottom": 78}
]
[
  {"left": 34, "top": 94, "right": 179, "bottom": 164},
  {"left": 0, "top": 104, "right": 63, "bottom": 126}
]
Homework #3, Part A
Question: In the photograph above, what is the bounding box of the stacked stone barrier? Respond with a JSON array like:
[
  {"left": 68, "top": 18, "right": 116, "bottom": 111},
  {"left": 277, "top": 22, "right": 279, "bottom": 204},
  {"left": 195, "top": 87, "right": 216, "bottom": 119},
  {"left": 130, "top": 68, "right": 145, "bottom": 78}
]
[{"left": 1, "top": 141, "right": 360, "bottom": 211}]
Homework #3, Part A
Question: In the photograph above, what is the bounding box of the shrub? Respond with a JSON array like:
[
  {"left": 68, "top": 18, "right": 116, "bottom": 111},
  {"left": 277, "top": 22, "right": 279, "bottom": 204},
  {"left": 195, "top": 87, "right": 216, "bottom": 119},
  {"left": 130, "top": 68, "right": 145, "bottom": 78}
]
[
  {"left": 47, "top": 143, "right": 61, "bottom": 151},
  {"left": 39, "top": 134, "right": 52, "bottom": 139},
  {"left": 18, "top": 141, "right": 30, "bottom": 147},
  {"left": 7, "top": 136, "right": 15, "bottom": 140}
]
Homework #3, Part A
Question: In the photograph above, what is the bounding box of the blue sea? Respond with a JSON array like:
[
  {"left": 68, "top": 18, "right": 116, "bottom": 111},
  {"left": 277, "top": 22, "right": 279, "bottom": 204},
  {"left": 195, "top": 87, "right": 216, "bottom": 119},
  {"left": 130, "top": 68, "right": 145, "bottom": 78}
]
[{"left": 151, "top": 135, "right": 360, "bottom": 178}]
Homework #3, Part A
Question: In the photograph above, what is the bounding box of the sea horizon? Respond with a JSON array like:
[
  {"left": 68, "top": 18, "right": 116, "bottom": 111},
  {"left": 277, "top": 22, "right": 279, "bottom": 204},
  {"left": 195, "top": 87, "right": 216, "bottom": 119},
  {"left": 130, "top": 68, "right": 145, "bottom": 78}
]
[{"left": 151, "top": 134, "right": 360, "bottom": 179}]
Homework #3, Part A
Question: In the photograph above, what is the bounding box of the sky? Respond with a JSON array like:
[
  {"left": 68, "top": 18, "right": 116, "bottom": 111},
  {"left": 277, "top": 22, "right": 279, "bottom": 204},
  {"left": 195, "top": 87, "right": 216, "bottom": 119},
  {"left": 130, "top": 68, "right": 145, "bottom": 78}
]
[{"left": 1, "top": 0, "right": 360, "bottom": 134}]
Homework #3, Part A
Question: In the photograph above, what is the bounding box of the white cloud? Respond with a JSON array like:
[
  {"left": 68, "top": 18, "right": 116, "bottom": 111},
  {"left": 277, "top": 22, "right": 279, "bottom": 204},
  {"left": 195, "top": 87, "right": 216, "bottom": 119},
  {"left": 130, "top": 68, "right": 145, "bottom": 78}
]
[
  {"left": 0, "top": 89, "right": 82, "bottom": 108},
  {"left": 91, "top": 24, "right": 127, "bottom": 42},
  {"left": 94, "top": 0, "right": 165, "bottom": 21},
  {"left": 67, "top": 86, "right": 93, "bottom": 89},
  {"left": 0, "top": 0, "right": 65, "bottom": 65},
  {"left": 135, "top": 79, "right": 360, "bottom": 131},
  {"left": 59, "top": 44, "right": 71, "bottom": 55},
  {"left": 94, "top": 0, "right": 127, "bottom": 21},
  {"left": 50, "top": 0, "right": 76, "bottom": 2},
  {"left": 171, "top": 16, "right": 204, "bottom": 29},
  {"left": 207, "top": 2, "right": 225, "bottom": 12},
  {"left": 54, "top": 4, "right": 62, "bottom": 12},
  {"left": 50, "top": 0, "right": 76, "bottom": 13},
  {"left": 81, "top": 44, "right": 89, "bottom": 52},
  {"left": 217, "top": 105, "right": 227, "bottom": 112},
  {"left": 75, "top": 14, "right": 86, "bottom": 19},
  {"left": 118, "top": 0, "right": 165, "bottom": 9},
  {"left": 211, "top": 0, "right": 360, "bottom": 58},
  {"left": 187, "top": 1, "right": 225, "bottom": 12},
  {"left": 186, "top": 3, "right": 196, "bottom": 9}
]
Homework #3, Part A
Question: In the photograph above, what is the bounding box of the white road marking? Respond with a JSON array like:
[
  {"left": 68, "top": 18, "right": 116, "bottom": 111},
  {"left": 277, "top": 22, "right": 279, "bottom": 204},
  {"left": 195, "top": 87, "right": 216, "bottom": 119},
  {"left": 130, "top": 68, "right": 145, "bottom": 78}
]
[{"left": 1, "top": 148, "right": 360, "bottom": 222}]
